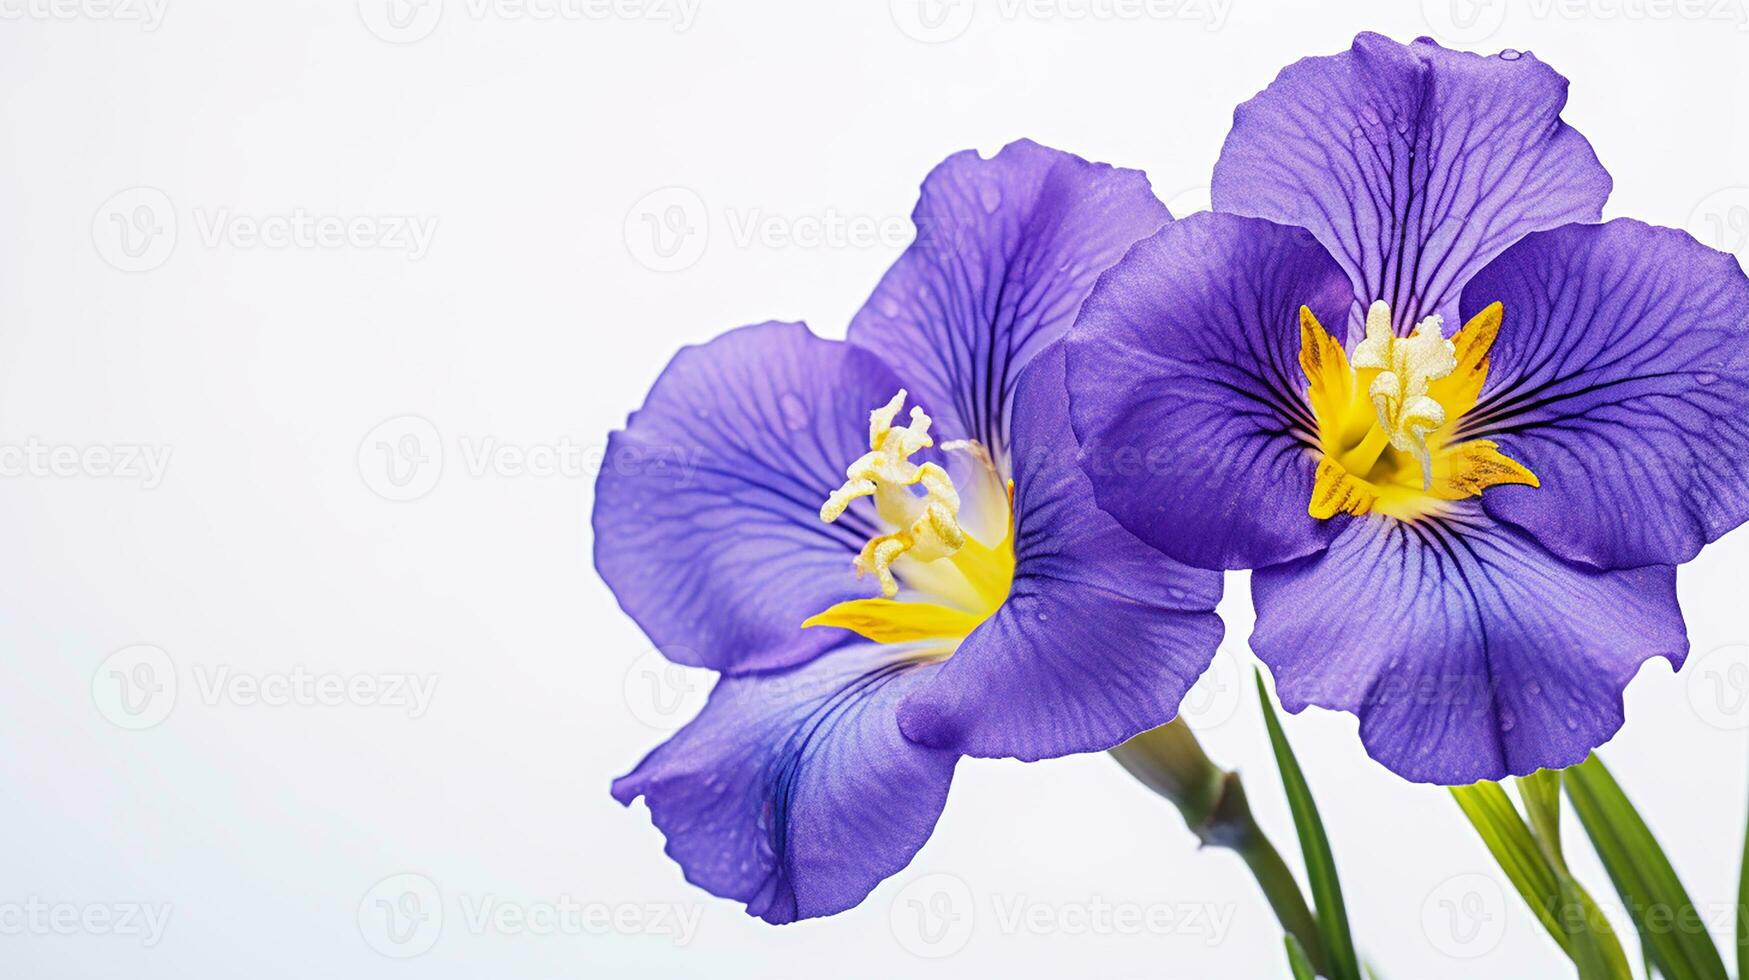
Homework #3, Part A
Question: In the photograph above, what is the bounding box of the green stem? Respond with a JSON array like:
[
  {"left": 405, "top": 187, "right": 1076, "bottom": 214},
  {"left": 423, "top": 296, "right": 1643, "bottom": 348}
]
[{"left": 1111, "top": 719, "right": 1329, "bottom": 977}]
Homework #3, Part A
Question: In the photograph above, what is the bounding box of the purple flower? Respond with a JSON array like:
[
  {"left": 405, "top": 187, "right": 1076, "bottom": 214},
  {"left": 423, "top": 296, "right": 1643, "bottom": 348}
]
[
  {"left": 597, "top": 140, "right": 1223, "bottom": 922},
  {"left": 1067, "top": 33, "right": 1749, "bottom": 784}
]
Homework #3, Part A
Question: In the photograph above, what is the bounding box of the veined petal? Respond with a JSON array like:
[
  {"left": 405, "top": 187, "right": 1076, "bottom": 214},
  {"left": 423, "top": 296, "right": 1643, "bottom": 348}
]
[
  {"left": 848, "top": 139, "right": 1170, "bottom": 473},
  {"left": 612, "top": 643, "right": 956, "bottom": 923},
  {"left": 1066, "top": 211, "right": 1354, "bottom": 570},
  {"left": 1252, "top": 505, "right": 1685, "bottom": 784},
  {"left": 593, "top": 322, "right": 902, "bottom": 674},
  {"left": 1213, "top": 32, "right": 1611, "bottom": 341},
  {"left": 896, "top": 346, "right": 1224, "bottom": 761},
  {"left": 1459, "top": 219, "right": 1749, "bottom": 569}
]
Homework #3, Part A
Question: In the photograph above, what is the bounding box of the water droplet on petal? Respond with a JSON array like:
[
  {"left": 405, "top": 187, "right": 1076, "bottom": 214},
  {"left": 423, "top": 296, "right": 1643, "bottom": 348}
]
[
  {"left": 1698, "top": 372, "right": 1719, "bottom": 385},
  {"left": 1499, "top": 48, "right": 1523, "bottom": 61},
  {"left": 978, "top": 184, "right": 1002, "bottom": 214},
  {"left": 1498, "top": 712, "right": 1516, "bottom": 733},
  {"left": 778, "top": 393, "right": 809, "bottom": 431},
  {"left": 1036, "top": 611, "right": 1049, "bottom": 623}
]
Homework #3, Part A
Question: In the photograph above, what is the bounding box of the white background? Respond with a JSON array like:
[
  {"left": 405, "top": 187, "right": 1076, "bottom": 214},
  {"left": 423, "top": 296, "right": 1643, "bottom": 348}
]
[{"left": 5, "top": 0, "right": 1749, "bottom": 977}]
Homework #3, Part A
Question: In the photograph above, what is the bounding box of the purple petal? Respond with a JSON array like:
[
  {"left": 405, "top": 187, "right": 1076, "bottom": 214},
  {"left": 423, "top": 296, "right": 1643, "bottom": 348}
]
[
  {"left": 848, "top": 139, "right": 1170, "bottom": 471},
  {"left": 611, "top": 644, "right": 957, "bottom": 923},
  {"left": 1213, "top": 32, "right": 1611, "bottom": 340},
  {"left": 594, "top": 322, "right": 902, "bottom": 674},
  {"left": 895, "top": 346, "right": 1224, "bottom": 761},
  {"left": 1252, "top": 505, "right": 1685, "bottom": 784},
  {"left": 1066, "top": 211, "right": 1354, "bottom": 570},
  {"left": 1458, "top": 219, "right": 1749, "bottom": 569}
]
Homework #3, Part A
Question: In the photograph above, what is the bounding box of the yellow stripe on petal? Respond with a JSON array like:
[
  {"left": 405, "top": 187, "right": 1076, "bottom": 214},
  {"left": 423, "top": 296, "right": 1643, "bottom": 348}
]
[
  {"left": 1308, "top": 457, "right": 1377, "bottom": 519},
  {"left": 1431, "top": 439, "right": 1540, "bottom": 500},
  {"left": 1299, "top": 306, "right": 1354, "bottom": 448},
  {"left": 802, "top": 598, "right": 987, "bottom": 644}
]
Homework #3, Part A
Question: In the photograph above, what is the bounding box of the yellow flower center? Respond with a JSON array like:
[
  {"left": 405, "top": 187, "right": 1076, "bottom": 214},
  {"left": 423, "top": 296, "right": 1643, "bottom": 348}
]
[
  {"left": 806, "top": 390, "right": 1014, "bottom": 648},
  {"left": 1299, "top": 299, "right": 1539, "bottom": 521}
]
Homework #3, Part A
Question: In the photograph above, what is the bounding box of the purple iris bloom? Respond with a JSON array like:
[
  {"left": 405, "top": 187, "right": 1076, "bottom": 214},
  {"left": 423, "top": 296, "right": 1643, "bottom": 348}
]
[
  {"left": 1067, "top": 33, "right": 1749, "bottom": 784},
  {"left": 597, "top": 140, "right": 1223, "bottom": 922}
]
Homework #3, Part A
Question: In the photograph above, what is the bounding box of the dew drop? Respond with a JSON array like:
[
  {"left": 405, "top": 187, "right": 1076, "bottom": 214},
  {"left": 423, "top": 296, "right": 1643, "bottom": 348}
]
[
  {"left": 1564, "top": 717, "right": 1580, "bottom": 731},
  {"left": 1036, "top": 611, "right": 1049, "bottom": 623},
  {"left": 1498, "top": 712, "right": 1516, "bottom": 733},
  {"left": 778, "top": 393, "right": 809, "bottom": 431},
  {"left": 1698, "top": 372, "right": 1719, "bottom": 385},
  {"left": 1499, "top": 48, "right": 1523, "bottom": 61},
  {"left": 1525, "top": 680, "right": 1541, "bottom": 697}
]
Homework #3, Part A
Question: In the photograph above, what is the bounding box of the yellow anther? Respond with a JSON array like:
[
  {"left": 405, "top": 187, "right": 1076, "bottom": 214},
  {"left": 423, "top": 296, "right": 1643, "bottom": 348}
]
[
  {"left": 1299, "top": 301, "right": 1536, "bottom": 522},
  {"left": 1350, "top": 300, "right": 1457, "bottom": 488},
  {"left": 820, "top": 390, "right": 967, "bottom": 598}
]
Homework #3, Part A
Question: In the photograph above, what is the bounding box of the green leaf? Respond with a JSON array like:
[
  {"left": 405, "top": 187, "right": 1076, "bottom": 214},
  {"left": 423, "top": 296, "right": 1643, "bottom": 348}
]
[
  {"left": 1565, "top": 754, "right": 1728, "bottom": 980},
  {"left": 1284, "top": 933, "right": 1317, "bottom": 980},
  {"left": 1738, "top": 777, "right": 1749, "bottom": 980},
  {"left": 1255, "top": 670, "right": 1361, "bottom": 980},
  {"left": 1520, "top": 768, "right": 1563, "bottom": 861},
  {"left": 1451, "top": 782, "right": 1567, "bottom": 944},
  {"left": 1451, "top": 780, "right": 1632, "bottom": 980}
]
